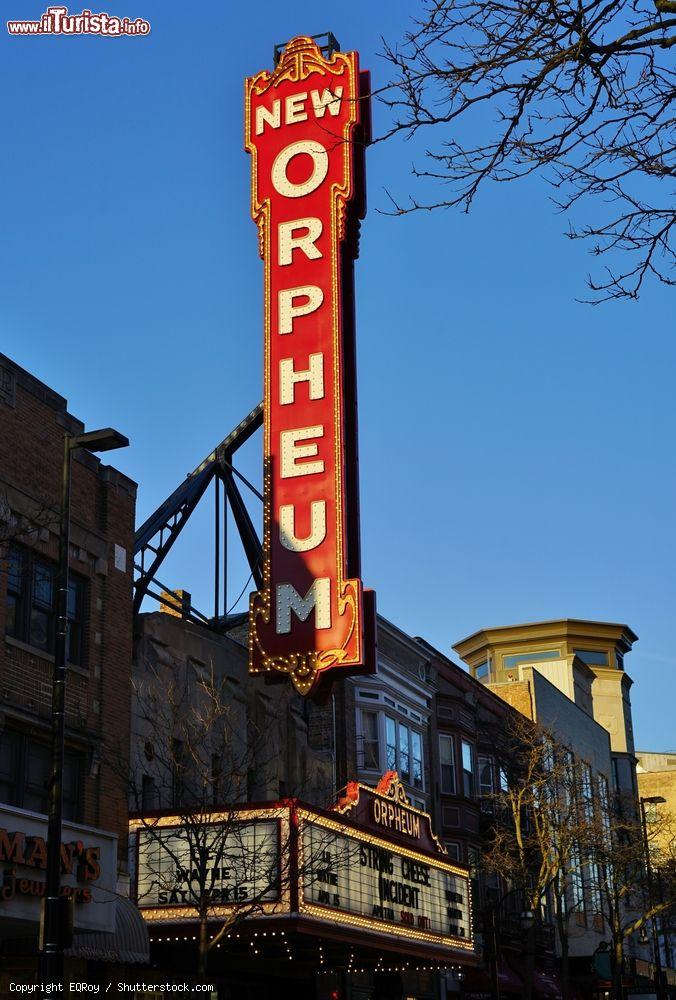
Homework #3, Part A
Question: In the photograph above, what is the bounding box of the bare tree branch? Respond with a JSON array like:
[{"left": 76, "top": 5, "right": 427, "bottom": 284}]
[{"left": 379, "top": 0, "right": 675, "bottom": 300}]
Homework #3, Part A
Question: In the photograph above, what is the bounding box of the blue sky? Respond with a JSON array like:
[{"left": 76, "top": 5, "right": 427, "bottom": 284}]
[{"left": 1, "top": 0, "right": 674, "bottom": 751}]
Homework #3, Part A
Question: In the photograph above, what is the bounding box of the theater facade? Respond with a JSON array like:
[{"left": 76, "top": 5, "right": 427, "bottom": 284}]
[{"left": 130, "top": 773, "right": 475, "bottom": 999}]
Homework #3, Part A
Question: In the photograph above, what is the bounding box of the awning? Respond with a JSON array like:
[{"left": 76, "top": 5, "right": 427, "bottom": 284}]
[
  {"left": 507, "top": 960, "right": 563, "bottom": 1000},
  {"left": 66, "top": 896, "right": 149, "bottom": 965},
  {"left": 533, "top": 969, "right": 563, "bottom": 999},
  {"left": 462, "top": 963, "right": 523, "bottom": 995}
]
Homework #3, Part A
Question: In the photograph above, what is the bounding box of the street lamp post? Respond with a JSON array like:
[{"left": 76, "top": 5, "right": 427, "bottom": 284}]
[
  {"left": 639, "top": 794, "right": 667, "bottom": 1000},
  {"left": 486, "top": 888, "right": 536, "bottom": 1000},
  {"left": 38, "top": 428, "right": 129, "bottom": 984}
]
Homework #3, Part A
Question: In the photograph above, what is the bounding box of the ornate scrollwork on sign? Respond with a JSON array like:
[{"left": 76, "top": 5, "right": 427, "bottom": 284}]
[
  {"left": 375, "top": 771, "right": 411, "bottom": 806},
  {"left": 259, "top": 36, "right": 345, "bottom": 92}
]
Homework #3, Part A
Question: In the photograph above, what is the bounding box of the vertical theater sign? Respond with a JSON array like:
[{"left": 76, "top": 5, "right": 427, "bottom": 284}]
[{"left": 245, "top": 36, "right": 376, "bottom": 698}]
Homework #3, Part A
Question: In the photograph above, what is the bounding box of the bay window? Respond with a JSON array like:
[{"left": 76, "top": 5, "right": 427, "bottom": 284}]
[{"left": 360, "top": 708, "right": 424, "bottom": 790}]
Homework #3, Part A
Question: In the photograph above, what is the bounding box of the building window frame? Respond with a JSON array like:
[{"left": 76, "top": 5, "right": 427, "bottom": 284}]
[
  {"left": 475, "top": 660, "right": 489, "bottom": 680},
  {"left": 439, "top": 734, "right": 456, "bottom": 795},
  {"left": 478, "top": 754, "right": 495, "bottom": 797},
  {"left": 5, "top": 544, "right": 86, "bottom": 667},
  {"left": 445, "top": 841, "right": 462, "bottom": 862},
  {"left": 389, "top": 716, "right": 424, "bottom": 789},
  {"left": 0, "top": 726, "right": 82, "bottom": 821},
  {"left": 356, "top": 709, "right": 425, "bottom": 791},
  {"left": 360, "top": 709, "right": 381, "bottom": 772},
  {"left": 355, "top": 688, "right": 427, "bottom": 792},
  {"left": 461, "top": 739, "right": 475, "bottom": 798},
  {"left": 502, "top": 649, "right": 561, "bottom": 669},
  {"left": 573, "top": 648, "right": 610, "bottom": 667}
]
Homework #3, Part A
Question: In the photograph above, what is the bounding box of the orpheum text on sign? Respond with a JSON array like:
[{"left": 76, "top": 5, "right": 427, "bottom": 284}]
[{"left": 245, "top": 35, "right": 376, "bottom": 699}]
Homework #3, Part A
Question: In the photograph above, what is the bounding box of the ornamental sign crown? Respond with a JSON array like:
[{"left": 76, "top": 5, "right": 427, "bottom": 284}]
[{"left": 245, "top": 36, "right": 376, "bottom": 699}]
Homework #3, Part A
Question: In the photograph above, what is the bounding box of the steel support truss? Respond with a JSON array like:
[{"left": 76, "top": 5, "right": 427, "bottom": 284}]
[{"left": 133, "top": 402, "right": 264, "bottom": 628}]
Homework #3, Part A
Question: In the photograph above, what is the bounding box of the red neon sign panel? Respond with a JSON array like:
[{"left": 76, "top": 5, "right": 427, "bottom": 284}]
[{"left": 245, "top": 36, "right": 376, "bottom": 698}]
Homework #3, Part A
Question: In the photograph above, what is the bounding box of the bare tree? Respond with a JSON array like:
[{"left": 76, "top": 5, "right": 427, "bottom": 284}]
[
  {"left": 591, "top": 795, "right": 676, "bottom": 1000},
  {"left": 124, "top": 652, "right": 350, "bottom": 977},
  {"left": 380, "top": 0, "right": 675, "bottom": 301},
  {"left": 483, "top": 714, "right": 604, "bottom": 1000}
]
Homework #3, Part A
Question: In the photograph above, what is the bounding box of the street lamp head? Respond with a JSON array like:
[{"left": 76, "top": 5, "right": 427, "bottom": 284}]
[
  {"left": 641, "top": 796, "right": 667, "bottom": 805},
  {"left": 70, "top": 427, "right": 129, "bottom": 453}
]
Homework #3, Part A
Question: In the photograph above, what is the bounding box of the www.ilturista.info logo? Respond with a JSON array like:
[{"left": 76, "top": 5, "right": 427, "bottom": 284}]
[{"left": 7, "top": 6, "right": 150, "bottom": 36}]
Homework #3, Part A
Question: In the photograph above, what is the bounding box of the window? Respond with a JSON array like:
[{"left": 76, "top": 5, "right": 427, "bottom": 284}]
[
  {"left": 142, "top": 774, "right": 159, "bottom": 811},
  {"left": 570, "top": 841, "right": 586, "bottom": 912},
  {"left": 383, "top": 715, "right": 424, "bottom": 790},
  {"left": 5, "top": 547, "right": 24, "bottom": 638},
  {"left": 445, "top": 841, "right": 461, "bottom": 861},
  {"left": 467, "top": 845, "right": 482, "bottom": 907},
  {"left": 475, "top": 661, "right": 489, "bottom": 680},
  {"left": 31, "top": 561, "right": 55, "bottom": 651},
  {"left": 588, "top": 859, "right": 603, "bottom": 915},
  {"left": 5, "top": 546, "right": 86, "bottom": 666},
  {"left": 211, "top": 753, "right": 222, "bottom": 805},
  {"left": 439, "top": 735, "right": 456, "bottom": 794},
  {"left": 24, "top": 740, "right": 52, "bottom": 813},
  {"left": 0, "top": 728, "right": 82, "bottom": 820},
  {"left": 499, "top": 767, "right": 509, "bottom": 792},
  {"left": 399, "top": 722, "right": 410, "bottom": 781},
  {"left": 361, "top": 711, "right": 380, "bottom": 770},
  {"left": 503, "top": 650, "right": 561, "bottom": 668},
  {"left": 461, "top": 740, "right": 475, "bottom": 797},
  {"left": 171, "top": 738, "right": 185, "bottom": 808},
  {"left": 574, "top": 649, "right": 609, "bottom": 667},
  {"left": 611, "top": 757, "right": 621, "bottom": 793},
  {"left": 580, "top": 762, "right": 594, "bottom": 822},
  {"left": 386, "top": 717, "right": 397, "bottom": 771},
  {"left": 478, "top": 755, "right": 494, "bottom": 796},
  {"left": 597, "top": 774, "right": 611, "bottom": 832},
  {"left": 411, "top": 730, "right": 423, "bottom": 788}
]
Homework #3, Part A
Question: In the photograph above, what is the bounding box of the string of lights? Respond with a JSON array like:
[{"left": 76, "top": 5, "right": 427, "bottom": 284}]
[{"left": 148, "top": 929, "right": 468, "bottom": 976}]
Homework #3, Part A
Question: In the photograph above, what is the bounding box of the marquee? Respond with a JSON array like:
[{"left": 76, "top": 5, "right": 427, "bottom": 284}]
[{"left": 131, "top": 776, "right": 473, "bottom": 957}]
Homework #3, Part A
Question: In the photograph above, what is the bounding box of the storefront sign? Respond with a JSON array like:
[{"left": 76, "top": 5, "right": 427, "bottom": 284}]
[
  {"left": 245, "top": 35, "right": 376, "bottom": 698},
  {"left": 0, "top": 804, "right": 116, "bottom": 934}
]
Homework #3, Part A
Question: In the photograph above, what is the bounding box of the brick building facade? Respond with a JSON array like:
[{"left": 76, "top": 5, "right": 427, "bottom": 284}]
[{"left": 0, "top": 353, "right": 137, "bottom": 960}]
